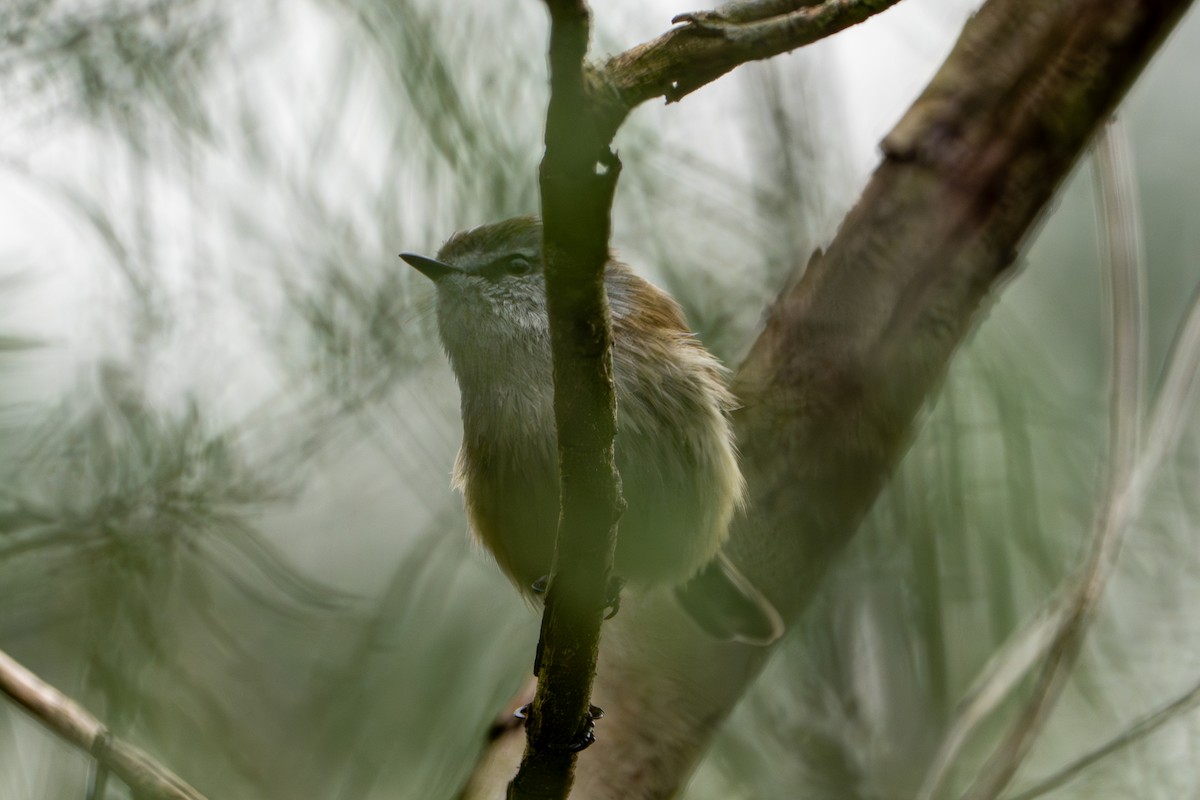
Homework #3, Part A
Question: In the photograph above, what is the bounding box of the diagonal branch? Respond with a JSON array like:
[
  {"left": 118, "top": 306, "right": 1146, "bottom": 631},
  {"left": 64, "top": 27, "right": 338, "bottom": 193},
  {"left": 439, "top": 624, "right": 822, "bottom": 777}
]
[
  {"left": 962, "top": 119, "right": 1178, "bottom": 800},
  {"left": 598, "top": 0, "right": 904, "bottom": 116},
  {"left": 919, "top": 119, "right": 1150, "bottom": 800},
  {"left": 674, "top": 0, "right": 826, "bottom": 26},
  {"left": 1006, "top": 673, "right": 1200, "bottom": 800},
  {"left": 675, "top": 0, "right": 899, "bottom": 39},
  {"left": 0, "top": 648, "right": 208, "bottom": 800},
  {"left": 971, "top": 256, "right": 1200, "bottom": 798}
]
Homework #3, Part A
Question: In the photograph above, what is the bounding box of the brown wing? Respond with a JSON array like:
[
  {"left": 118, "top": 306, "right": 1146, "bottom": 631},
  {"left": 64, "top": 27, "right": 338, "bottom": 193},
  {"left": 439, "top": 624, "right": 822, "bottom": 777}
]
[{"left": 605, "top": 261, "right": 744, "bottom": 585}]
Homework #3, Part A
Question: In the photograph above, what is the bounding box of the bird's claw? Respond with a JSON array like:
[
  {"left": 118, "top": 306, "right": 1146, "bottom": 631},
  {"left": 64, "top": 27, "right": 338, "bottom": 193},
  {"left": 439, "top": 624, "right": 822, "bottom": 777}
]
[
  {"left": 558, "top": 704, "right": 604, "bottom": 752},
  {"left": 512, "top": 704, "right": 605, "bottom": 751},
  {"left": 603, "top": 576, "right": 625, "bottom": 620},
  {"left": 671, "top": 11, "right": 733, "bottom": 37},
  {"left": 564, "top": 724, "right": 596, "bottom": 752},
  {"left": 530, "top": 575, "right": 549, "bottom": 594}
]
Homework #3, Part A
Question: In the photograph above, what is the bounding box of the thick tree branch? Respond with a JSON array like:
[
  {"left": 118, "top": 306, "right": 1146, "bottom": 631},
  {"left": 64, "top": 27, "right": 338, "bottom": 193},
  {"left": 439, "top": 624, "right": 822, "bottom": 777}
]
[
  {"left": 0, "top": 648, "right": 207, "bottom": 800},
  {"left": 725, "top": 0, "right": 1190, "bottom": 619},
  {"left": 508, "top": 0, "right": 623, "bottom": 798},
  {"left": 465, "top": 1, "right": 1194, "bottom": 798}
]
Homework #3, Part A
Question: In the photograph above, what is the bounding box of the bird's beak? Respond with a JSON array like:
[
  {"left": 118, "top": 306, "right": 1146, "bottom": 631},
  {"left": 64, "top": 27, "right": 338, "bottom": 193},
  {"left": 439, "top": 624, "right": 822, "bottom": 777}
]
[{"left": 400, "top": 253, "right": 462, "bottom": 281}]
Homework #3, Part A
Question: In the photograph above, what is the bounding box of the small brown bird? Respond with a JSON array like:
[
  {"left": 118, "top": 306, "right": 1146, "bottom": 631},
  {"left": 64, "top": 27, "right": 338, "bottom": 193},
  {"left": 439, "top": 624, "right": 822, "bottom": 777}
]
[{"left": 402, "top": 216, "right": 781, "bottom": 645}]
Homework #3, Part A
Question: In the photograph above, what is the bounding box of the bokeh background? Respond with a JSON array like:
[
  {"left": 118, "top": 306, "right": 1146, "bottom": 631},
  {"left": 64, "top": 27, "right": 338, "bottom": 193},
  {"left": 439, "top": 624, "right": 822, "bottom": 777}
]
[{"left": 2, "top": 1, "right": 1199, "bottom": 798}]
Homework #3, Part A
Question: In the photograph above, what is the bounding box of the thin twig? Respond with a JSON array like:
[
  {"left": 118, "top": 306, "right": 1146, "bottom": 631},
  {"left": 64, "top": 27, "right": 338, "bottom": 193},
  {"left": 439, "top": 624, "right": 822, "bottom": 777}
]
[
  {"left": 674, "top": 0, "right": 824, "bottom": 27},
  {"left": 0, "top": 648, "right": 208, "bottom": 800},
  {"left": 919, "top": 120, "right": 1150, "bottom": 800},
  {"left": 961, "top": 121, "right": 1152, "bottom": 800},
  {"left": 916, "top": 597, "right": 1072, "bottom": 799},
  {"left": 1007, "top": 674, "right": 1200, "bottom": 800},
  {"left": 681, "top": 0, "right": 902, "bottom": 43},
  {"left": 1130, "top": 285, "right": 1200, "bottom": 507},
  {"left": 599, "top": 0, "right": 905, "bottom": 120}
]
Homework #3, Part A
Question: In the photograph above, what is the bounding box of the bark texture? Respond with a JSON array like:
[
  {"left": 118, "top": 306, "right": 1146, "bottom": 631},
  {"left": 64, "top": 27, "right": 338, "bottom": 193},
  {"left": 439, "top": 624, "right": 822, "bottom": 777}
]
[{"left": 508, "top": 1, "right": 623, "bottom": 798}]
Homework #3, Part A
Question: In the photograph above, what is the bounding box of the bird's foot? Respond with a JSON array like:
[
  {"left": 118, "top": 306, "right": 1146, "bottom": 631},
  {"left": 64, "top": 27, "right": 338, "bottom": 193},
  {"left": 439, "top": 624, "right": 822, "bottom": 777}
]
[
  {"left": 603, "top": 576, "right": 625, "bottom": 619},
  {"left": 513, "top": 704, "right": 605, "bottom": 752},
  {"left": 565, "top": 704, "right": 605, "bottom": 751},
  {"left": 532, "top": 574, "right": 622, "bottom": 618}
]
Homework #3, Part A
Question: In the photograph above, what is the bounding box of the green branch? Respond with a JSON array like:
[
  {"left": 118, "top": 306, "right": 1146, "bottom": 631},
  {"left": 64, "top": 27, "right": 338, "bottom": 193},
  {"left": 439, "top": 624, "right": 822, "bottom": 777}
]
[{"left": 507, "top": 1, "right": 624, "bottom": 798}]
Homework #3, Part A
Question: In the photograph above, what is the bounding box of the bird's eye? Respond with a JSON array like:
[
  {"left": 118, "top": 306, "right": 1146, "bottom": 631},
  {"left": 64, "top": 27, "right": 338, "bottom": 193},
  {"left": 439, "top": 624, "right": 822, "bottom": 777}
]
[{"left": 495, "top": 254, "right": 534, "bottom": 277}]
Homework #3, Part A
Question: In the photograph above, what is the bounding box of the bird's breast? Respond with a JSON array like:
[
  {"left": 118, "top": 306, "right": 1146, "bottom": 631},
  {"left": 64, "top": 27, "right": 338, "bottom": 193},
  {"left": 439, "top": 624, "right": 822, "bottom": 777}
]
[{"left": 456, "top": 386, "right": 560, "bottom": 590}]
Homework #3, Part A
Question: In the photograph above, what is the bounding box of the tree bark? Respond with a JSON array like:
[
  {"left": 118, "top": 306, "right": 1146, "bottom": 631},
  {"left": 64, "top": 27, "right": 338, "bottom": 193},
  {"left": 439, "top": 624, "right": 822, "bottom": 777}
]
[{"left": 508, "top": 1, "right": 624, "bottom": 798}]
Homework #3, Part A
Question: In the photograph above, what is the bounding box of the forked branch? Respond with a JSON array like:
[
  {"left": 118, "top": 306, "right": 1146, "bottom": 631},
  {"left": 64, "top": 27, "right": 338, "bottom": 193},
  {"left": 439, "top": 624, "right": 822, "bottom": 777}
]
[
  {"left": 476, "top": 1, "right": 1196, "bottom": 799},
  {"left": 582, "top": 0, "right": 907, "bottom": 135}
]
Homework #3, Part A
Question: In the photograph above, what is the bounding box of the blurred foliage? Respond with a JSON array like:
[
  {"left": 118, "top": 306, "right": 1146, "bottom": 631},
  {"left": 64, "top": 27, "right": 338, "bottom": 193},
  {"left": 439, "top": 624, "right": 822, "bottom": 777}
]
[
  {"left": 0, "top": 0, "right": 225, "bottom": 146},
  {"left": 0, "top": 1, "right": 1199, "bottom": 800}
]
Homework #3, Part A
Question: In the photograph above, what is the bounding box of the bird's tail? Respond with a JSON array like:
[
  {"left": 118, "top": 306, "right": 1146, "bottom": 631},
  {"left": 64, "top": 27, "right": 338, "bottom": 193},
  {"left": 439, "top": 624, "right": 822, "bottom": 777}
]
[{"left": 674, "top": 551, "right": 784, "bottom": 646}]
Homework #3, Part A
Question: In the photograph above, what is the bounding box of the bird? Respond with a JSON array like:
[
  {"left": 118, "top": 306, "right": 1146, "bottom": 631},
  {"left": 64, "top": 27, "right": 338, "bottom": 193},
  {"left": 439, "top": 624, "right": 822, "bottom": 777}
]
[{"left": 401, "top": 215, "right": 781, "bottom": 646}]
